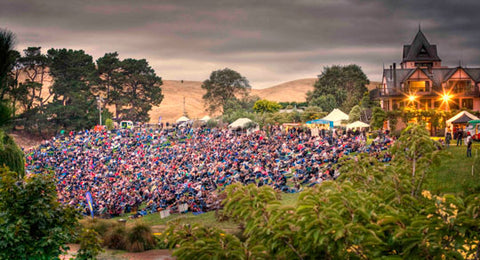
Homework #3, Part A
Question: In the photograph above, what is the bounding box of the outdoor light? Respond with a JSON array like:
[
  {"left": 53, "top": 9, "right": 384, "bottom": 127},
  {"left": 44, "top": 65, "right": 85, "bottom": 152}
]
[
  {"left": 408, "top": 95, "right": 416, "bottom": 102},
  {"left": 442, "top": 93, "right": 451, "bottom": 102}
]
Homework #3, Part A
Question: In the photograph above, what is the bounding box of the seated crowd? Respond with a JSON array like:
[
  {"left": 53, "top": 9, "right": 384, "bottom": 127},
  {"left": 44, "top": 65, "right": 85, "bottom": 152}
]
[{"left": 25, "top": 125, "right": 393, "bottom": 218}]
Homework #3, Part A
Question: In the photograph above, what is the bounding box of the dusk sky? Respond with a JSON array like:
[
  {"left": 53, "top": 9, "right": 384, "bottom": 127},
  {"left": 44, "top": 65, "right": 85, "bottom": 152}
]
[{"left": 1, "top": 0, "right": 480, "bottom": 88}]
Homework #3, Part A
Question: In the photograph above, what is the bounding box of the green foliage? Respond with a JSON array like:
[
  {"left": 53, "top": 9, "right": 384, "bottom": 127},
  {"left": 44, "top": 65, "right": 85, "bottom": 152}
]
[
  {"left": 308, "top": 94, "right": 337, "bottom": 113},
  {"left": 0, "top": 167, "right": 79, "bottom": 259},
  {"left": 161, "top": 224, "right": 262, "bottom": 260},
  {"left": 301, "top": 106, "right": 326, "bottom": 122},
  {"left": 46, "top": 48, "right": 99, "bottom": 131},
  {"left": 206, "top": 119, "right": 218, "bottom": 128},
  {"left": 279, "top": 101, "right": 308, "bottom": 109},
  {"left": 0, "top": 100, "right": 11, "bottom": 127},
  {"left": 0, "top": 131, "right": 24, "bottom": 177},
  {"left": 117, "top": 58, "right": 163, "bottom": 122},
  {"left": 308, "top": 64, "right": 369, "bottom": 113},
  {"left": 0, "top": 29, "right": 16, "bottom": 99},
  {"left": 105, "top": 118, "right": 114, "bottom": 131},
  {"left": 126, "top": 222, "right": 156, "bottom": 252},
  {"left": 76, "top": 228, "right": 103, "bottom": 260},
  {"left": 202, "top": 68, "right": 251, "bottom": 113},
  {"left": 371, "top": 106, "right": 386, "bottom": 129},
  {"left": 348, "top": 104, "right": 362, "bottom": 122},
  {"left": 166, "top": 124, "right": 480, "bottom": 259},
  {"left": 391, "top": 124, "right": 443, "bottom": 196},
  {"left": 252, "top": 99, "right": 281, "bottom": 113}
]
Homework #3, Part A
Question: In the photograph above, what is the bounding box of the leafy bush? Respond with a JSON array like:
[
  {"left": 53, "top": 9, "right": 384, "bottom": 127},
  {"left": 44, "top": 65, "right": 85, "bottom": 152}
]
[
  {"left": 0, "top": 167, "right": 79, "bottom": 259},
  {"left": 126, "top": 222, "right": 156, "bottom": 252},
  {"left": 76, "top": 228, "right": 103, "bottom": 260},
  {"left": 105, "top": 118, "right": 114, "bottom": 130}
]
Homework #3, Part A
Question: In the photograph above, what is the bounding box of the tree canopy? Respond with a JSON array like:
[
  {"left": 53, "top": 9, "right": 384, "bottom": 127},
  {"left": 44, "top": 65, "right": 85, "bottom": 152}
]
[
  {"left": 308, "top": 64, "right": 369, "bottom": 113},
  {"left": 117, "top": 58, "right": 163, "bottom": 122},
  {"left": 202, "top": 68, "right": 251, "bottom": 114}
]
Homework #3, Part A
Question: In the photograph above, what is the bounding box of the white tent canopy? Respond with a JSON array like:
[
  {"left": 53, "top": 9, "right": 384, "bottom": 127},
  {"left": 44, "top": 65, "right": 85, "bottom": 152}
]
[
  {"left": 199, "top": 115, "right": 211, "bottom": 122},
  {"left": 446, "top": 111, "right": 479, "bottom": 127},
  {"left": 346, "top": 121, "right": 370, "bottom": 129},
  {"left": 176, "top": 116, "right": 190, "bottom": 123},
  {"left": 322, "top": 109, "right": 349, "bottom": 126},
  {"left": 228, "top": 118, "right": 256, "bottom": 130}
]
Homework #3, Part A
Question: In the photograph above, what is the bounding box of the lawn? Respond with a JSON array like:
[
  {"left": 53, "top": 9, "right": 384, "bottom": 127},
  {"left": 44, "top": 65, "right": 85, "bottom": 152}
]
[{"left": 426, "top": 143, "right": 480, "bottom": 195}]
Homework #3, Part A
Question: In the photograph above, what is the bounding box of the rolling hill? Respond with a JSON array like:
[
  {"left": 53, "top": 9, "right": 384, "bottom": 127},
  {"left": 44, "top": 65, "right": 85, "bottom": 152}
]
[{"left": 152, "top": 78, "right": 317, "bottom": 124}]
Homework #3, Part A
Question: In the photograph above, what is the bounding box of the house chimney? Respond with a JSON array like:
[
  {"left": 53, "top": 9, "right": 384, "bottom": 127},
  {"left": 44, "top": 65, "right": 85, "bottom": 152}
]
[
  {"left": 390, "top": 65, "right": 393, "bottom": 80},
  {"left": 393, "top": 63, "right": 397, "bottom": 88}
]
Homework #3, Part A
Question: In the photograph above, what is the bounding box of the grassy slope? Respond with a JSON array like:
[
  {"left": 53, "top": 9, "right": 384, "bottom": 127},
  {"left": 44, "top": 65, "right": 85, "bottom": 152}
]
[
  {"left": 426, "top": 144, "right": 480, "bottom": 195},
  {"left": 105, "top": 142, "right": 479, "bottom": 230}
]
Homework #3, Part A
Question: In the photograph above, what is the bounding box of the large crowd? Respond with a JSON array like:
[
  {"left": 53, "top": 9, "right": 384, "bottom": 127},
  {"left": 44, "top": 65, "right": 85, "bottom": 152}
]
[{"left": 25, "top": 125, "right": 393, "bottom": 218}]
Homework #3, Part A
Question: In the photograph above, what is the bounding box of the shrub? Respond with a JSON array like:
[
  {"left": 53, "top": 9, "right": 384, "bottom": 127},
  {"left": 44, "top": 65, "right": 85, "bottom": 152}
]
[
  {"left": 76, "top": 228, "right": 103, "bottom": 260},
  {"left": 126, "top": 222, "right": 156, "bottom": 252},
  {"left": 80, "top": 218, "right": 116, "bottom": 238},
  {"left": 105, "top": 118, "right": 114, "bottom": 130},
  {"left": 103, "top": 225, "right": 127, "bottom": 250}
]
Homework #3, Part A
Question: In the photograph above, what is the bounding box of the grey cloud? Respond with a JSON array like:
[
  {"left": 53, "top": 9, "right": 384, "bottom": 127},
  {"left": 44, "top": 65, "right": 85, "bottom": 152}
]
[{"left": 1, "top": 0, "right": 479, "bottom": 88}]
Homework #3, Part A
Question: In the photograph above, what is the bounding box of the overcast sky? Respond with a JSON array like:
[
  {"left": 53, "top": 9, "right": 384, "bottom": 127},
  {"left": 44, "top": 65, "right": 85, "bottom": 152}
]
[{"left": 1, "top": 0, "right": 479, "bottom": 88}]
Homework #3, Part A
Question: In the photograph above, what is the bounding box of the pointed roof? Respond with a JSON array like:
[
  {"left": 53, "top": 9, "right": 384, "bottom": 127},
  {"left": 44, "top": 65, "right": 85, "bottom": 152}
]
[{"left": 402, "top": 29, "right": 441, "bottom": 62}]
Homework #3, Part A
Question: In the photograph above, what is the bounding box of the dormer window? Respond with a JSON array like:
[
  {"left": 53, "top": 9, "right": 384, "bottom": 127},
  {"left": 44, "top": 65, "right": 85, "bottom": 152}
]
[
  {"left": 419, "top": 46, "right": 428, "bottom": 57},
  {"left": 448, "top": 80, "right": 472, "bottom": 93}
]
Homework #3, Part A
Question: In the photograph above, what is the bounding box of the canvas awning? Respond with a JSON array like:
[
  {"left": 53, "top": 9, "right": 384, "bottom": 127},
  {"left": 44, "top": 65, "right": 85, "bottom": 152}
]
[
  {"left": 322, "top": 108, "right": 349, "bottom": 126},
  {"left": 451, "top": 114, "right": 475, "bottom": 124},
  {"left": 176, "top": 116, "right": 190, "bottom": 123},
  {"left": 228, "top": 118, "right": 256, "bottom": 130},
  {"left": 306, "top": 119, "right": 334, "bottom": 129},
  {"left": 446, "top": 111, "right": 479, "bottom": 126},
  {"left": 346, "top": 121, "right": 370, "bottom": 129}
]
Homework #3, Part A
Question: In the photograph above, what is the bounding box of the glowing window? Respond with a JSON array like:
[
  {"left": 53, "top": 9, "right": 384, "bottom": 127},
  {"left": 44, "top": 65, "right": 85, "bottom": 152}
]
[{"left": 408, "top": 81, "right": 430, "bottom": 92}]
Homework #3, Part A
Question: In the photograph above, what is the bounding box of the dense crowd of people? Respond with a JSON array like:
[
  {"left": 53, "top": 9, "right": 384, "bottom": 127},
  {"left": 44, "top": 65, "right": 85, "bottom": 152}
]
[{"left": 25, "top": 125, "right": 393, "bottom": 218}]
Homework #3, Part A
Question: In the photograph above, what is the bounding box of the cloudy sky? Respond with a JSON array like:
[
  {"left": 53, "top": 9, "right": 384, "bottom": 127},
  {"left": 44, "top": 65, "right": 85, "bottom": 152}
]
[{"left": 1, "top": 0, "right": 479, "bottom": 88}]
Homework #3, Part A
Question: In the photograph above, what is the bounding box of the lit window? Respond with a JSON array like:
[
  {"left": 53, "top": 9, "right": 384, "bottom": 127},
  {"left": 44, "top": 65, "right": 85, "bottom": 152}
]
[{"left": 408, "top": 81, "right": 430, "bottom": 92}]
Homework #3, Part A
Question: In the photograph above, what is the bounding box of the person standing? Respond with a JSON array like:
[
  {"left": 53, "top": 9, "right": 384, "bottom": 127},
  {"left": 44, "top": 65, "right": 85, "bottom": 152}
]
[
  {"left": 457, "top": 128, "right": 464, "bottom": 146},
  {"left": 445, "top": 128, "right": 452, "bottom": 148},
  {"left": 467, "top": 133, "right": 473, "bottom": 157}
]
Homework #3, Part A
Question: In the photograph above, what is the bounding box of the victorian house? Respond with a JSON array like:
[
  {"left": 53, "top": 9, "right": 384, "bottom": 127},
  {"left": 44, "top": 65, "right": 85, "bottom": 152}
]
[{"left": 378, "top": 29, "right": 480, "bottom": 112}]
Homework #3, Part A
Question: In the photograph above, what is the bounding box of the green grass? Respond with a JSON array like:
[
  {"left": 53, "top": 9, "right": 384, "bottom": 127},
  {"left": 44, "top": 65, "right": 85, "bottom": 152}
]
[{"left": 426, "top": 143, "right": 480, "bottom": 195}]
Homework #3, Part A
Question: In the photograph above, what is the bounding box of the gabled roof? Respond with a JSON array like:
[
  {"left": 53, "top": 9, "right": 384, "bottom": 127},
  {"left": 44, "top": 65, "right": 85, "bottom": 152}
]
[
  {"left": 402, "top": 67, "right": 434, "bottom": 82},
  {"left": 402, "top": 29, "right": 441, "bottom": 62},
  {"left": 465, "top": 68, "right": 480, "bottom": 82}
]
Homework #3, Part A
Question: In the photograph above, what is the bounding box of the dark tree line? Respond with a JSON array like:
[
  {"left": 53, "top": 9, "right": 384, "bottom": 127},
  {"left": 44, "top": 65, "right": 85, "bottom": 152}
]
[{"left": 1, "top": 42, "right": 163, "bottom": 136}]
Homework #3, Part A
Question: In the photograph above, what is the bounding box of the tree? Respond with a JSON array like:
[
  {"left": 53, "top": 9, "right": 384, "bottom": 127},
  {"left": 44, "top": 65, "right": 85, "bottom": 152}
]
[
  {"left": 253, "top": 99, "right": 281, "bottom": 113},
  {"left": 96, "top": 52, "right": 122, "bottom": 117},
  {"left": 309, "top": 94, "right": 337, "bottom": 112},
  {"left": 202, "top": 68, "right": 251, "bottom": 114},
  {"left": 348, "top": 104, "right": 362, "bottom": 122},
  {"left": 0, "top": 167, "right": 79, "bottom": 259},
  {"left": 16, "top": 47, "right": 49, "bottom": 111},
  {"left": 46, "top": 48, "right": 99, "bottom": 131},
  {"left": 371, "top": 106, "right": 386, "bottom": 129},
  {"left": 0, "top": 131, "right": 24, "bottom": 177},
  {"left": 0, "top": 29, "right": 16, "bottom": 99},
  {"left": 301, "top": 106, "right": 326, "bottom": 122},
  {"left": 307, "top": 65, "right": 369, "bottom": 113},
  {"left": 117, "top": 58, "right": 163, "bottom": 122}
]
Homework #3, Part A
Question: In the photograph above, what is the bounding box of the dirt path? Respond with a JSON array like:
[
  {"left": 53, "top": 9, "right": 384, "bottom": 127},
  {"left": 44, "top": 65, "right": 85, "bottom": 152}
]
[{"left": 61, "top": 244, "right": 175, "bottom": 260}]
